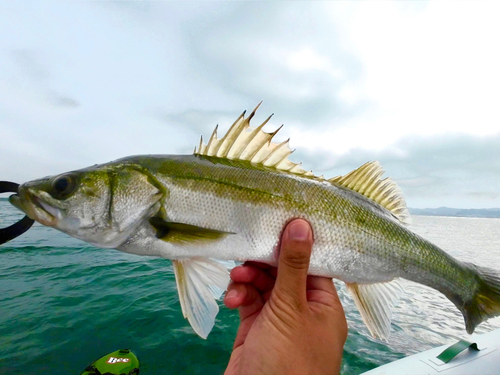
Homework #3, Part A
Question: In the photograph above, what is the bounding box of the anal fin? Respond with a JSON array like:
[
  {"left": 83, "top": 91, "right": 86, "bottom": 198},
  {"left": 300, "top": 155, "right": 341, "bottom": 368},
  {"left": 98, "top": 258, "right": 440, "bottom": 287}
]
[
  {"left": 172, "top": 258, "right": 233, "bottom": 339},
  {"left": 346, "top": 280, "right": 403, "bottom": 340}
]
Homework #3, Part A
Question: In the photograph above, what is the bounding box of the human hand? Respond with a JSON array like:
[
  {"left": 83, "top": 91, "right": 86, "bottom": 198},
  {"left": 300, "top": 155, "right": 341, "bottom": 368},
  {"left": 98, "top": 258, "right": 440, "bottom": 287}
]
[{"left": 224, "top": 219, "right": 347, "bottom": 375}]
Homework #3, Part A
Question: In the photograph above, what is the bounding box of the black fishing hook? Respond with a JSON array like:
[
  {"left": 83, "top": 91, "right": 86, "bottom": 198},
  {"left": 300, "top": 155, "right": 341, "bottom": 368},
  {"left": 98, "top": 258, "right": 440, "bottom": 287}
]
[{"left": 0, "top": 181, "right": 34, "bottom": 245}]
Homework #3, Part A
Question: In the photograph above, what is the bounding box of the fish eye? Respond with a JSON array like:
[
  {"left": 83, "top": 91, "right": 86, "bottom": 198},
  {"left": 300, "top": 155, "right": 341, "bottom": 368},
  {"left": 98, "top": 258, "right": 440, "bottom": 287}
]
[{"left": 50, "top": 174, "right": 78, "bottom": 199}]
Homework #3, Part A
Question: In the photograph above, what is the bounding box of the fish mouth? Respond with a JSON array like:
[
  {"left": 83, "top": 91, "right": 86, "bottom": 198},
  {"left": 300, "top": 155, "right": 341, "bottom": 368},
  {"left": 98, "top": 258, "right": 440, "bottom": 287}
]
[{"left": 9, "top": 187, "right": 59, "bottom": 227}]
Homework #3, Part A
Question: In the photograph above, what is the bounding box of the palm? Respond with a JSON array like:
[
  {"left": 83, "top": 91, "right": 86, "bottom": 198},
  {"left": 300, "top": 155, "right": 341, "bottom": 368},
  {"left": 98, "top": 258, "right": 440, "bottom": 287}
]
[{"left": 224, "top": 262, "right": 345, "bottom": 375}]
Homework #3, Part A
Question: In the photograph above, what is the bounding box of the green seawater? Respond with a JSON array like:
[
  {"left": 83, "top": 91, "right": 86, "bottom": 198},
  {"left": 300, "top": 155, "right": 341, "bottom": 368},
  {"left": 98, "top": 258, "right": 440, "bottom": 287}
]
[{"left": 1, "top": 200, "right": 500, "bottom": 374}]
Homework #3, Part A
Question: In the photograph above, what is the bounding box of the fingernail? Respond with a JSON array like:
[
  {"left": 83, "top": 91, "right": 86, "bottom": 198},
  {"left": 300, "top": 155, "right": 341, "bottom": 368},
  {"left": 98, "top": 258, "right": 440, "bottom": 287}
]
[
  {"left": 288, "top": 220, "right": 310, "bottom": 241},
  {"left": 226, "top": 290, "right": 238, "bottom": 300}
]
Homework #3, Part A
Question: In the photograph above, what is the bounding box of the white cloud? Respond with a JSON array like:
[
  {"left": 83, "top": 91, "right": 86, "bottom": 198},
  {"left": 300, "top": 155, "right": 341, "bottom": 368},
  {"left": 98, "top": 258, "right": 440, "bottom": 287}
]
[
  {"left": 0, "top": 1, "right": 498, "bottom": 208},
  {"left": 288, "top": 48, "right": 337, "bottom": 74},
  {"left": 323, "top": 1, "right": 500, "bottom": 139}
]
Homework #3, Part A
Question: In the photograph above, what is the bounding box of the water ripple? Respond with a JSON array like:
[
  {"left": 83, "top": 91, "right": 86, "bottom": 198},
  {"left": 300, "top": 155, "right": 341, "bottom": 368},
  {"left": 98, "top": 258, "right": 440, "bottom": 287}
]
[{"left": 2, "top": 201, "right": 500, "bottom": 374}]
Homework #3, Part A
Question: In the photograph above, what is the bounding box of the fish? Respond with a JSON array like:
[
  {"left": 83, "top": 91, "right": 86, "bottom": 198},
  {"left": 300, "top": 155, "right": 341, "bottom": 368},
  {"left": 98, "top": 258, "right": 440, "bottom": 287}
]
[{"left": 8, "top": 103, "right": 500, "bottom": 340}]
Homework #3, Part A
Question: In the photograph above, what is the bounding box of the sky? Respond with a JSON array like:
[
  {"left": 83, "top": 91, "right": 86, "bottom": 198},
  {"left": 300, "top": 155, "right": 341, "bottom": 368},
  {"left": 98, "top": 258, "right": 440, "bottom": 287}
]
[{"left": 0, "top": 1, "right": 499, "bottom": 209}]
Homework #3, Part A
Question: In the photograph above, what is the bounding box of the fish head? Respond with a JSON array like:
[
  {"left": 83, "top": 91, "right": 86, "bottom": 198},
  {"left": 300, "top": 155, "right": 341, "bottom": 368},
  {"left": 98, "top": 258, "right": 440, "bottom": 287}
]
[{"left": 9, "top": 164, "right": 163, "bottom": 248}]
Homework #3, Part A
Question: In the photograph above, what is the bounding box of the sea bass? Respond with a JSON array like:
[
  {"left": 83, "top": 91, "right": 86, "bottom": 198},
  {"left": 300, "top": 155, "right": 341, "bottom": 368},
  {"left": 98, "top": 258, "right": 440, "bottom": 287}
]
[{"left": 9, "top": 104, "right": 500, "bottom": 340}]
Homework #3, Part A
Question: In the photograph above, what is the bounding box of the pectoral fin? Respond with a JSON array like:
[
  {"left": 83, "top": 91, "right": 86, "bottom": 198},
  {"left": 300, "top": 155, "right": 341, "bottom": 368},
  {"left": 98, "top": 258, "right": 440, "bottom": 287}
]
[
  {"left": 172, "top": 258, "right": 233, "bottom": 339},
  {"left": 150, "top": 217, "right": 234, "bottom": 244},
  {"left": 346, "top": 280, "right": 403, "bottom": 340}
]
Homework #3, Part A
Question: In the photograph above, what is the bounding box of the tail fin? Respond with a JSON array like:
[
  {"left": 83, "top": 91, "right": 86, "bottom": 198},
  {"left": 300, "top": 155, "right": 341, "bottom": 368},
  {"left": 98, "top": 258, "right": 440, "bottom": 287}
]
[{"left": 461, "top": 263, "right": 500, "bottom": 334}]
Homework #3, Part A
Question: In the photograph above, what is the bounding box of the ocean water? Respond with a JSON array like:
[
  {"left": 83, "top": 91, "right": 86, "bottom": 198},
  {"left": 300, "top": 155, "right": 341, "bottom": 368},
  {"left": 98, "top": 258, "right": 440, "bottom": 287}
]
[{"left": 1, "top": 200, "right": 500, "bottom": 374}]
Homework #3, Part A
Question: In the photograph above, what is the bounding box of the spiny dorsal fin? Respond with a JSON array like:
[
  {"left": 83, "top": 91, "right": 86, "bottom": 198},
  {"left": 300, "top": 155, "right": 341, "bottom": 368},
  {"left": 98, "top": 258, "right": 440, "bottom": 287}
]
[
  {"left": 194, "top": 102, "right": 315, "bottom": 178},
  {"left": 194, "top": 105, "right": 409, "bottom": 224},
  {"left": 329, "top": 161, "right": 410, "bottom": 224}
]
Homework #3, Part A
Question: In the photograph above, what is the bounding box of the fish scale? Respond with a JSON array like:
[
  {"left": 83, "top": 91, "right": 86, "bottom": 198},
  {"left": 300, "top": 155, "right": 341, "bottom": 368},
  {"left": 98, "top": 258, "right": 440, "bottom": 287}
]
[{"left": 8, "top": 105, "right": 500, "bottom": 340}]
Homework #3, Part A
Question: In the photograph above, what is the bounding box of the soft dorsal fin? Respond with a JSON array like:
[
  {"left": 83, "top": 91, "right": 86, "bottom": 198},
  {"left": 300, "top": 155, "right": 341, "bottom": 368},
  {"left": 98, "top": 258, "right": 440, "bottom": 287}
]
[
  {"left": 194, "top": 102, "right": 315, "bottom": 178},
  {"left": 329, "top": 162, "right": 410, "bottom": 224}
]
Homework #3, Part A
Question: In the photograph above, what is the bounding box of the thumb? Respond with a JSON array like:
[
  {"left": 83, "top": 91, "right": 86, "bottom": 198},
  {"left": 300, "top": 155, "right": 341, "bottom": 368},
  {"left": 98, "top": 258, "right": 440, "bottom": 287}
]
[{"left": 274, "top": 219, "right": 313, "bottom": 305}]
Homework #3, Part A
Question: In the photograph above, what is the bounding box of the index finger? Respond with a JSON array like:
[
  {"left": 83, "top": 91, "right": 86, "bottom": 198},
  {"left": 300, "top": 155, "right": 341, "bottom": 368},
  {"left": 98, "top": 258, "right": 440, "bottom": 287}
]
[
  {"left": 306, "top": 276, "right": 343, "bottom": 308},
  {"left": 307, "top": 275, "right": 336, "bottom": 294}
]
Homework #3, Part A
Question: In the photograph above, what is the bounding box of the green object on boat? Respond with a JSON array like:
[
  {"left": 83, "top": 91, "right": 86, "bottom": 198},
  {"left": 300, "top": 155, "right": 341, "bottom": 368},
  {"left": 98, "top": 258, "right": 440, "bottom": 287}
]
[
  {"left": 436, "top": 339, "right": 480, "bottom": 363},
  {"left": 81, "top": 349, "right": 139, "bottom": 375}
]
